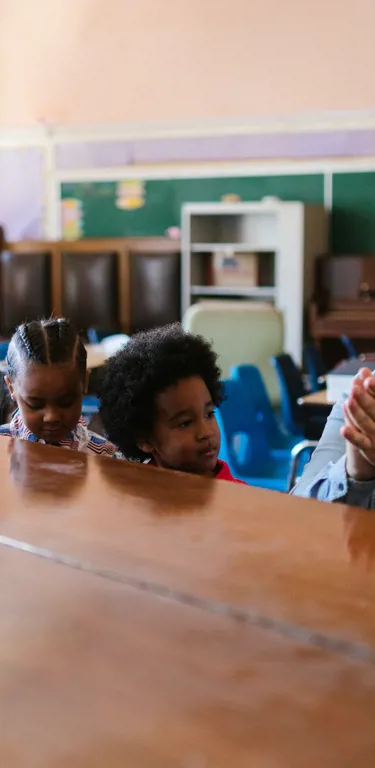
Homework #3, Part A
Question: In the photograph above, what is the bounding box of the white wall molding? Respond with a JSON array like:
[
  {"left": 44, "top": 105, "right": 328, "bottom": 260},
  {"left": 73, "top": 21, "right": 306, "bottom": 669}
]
[
  {"left": 2, "top": 107, "right": 375, "bottom": 148},
  {"left": 44, "top": 108, "right": 375, "bottom": 142},
  {"left": 55, "top": 157, "right": 375, "bottom": 184}
]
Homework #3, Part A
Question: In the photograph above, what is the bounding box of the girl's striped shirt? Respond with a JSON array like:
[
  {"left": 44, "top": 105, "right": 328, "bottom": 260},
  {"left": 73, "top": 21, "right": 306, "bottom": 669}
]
[{"left": 0, "top": 410, "right": 123, "bottom": 458}]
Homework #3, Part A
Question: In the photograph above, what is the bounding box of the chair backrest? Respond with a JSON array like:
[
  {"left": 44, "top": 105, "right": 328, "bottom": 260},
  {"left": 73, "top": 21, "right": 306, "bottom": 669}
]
[
  {"left": 271, "top": 354, "right": 306, "bottom": 435},
  {"left": 0, "top": 371, "right": 13, "bottom": 424},
  {"left": 183, "top": 300, "right": 283, "bottom": 405},
  {"left": 87, "top": 329, "right": 100, "bottom": 344},
  {"left": 341, "top": 335, "right": 357, "bottom": 359},
  {"left": 303, "top": 344, "right": 326, "bottom": 393},
  {"left": 231, "top": 364, "right": 282, "bottom": 444},
  {"left": 0, "top": 340, "right": 9, "bottom": 360},
  {"left": 217, "top": 379, "right": 270, "bottom": 476},
  {"left": 82, "top": 395, "right": 100, "bottom": 417}
]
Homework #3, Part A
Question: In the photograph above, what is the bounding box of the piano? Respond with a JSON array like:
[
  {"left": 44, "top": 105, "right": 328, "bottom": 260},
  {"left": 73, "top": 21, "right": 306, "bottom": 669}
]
[{"left": 2, "top": 437, "right": 375, "bottom": 764}]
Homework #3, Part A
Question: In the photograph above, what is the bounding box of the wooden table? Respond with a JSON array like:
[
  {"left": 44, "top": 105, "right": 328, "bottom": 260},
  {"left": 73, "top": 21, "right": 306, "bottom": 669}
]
[
  {"left": 85, "top": 343, "right": 108, "bottom": 370},
  {"left": 298, "top": 389, "right": 335, "bottom": 406},
  {"left": 296, "top": 389, "right": 334, "bottom": 439},
  {"left": 2, "top": 439, "right": 375, "bottom": 766}
]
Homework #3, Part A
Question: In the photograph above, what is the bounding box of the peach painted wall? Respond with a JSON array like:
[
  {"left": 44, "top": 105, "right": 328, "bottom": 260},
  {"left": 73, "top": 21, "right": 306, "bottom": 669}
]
[{"left": 1, "top": 0, "right": 375, "bottom": 127}]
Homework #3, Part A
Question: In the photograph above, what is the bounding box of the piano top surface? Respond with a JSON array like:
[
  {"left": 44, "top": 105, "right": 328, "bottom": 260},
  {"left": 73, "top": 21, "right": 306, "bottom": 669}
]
[{"left": 2, "top": 438, "right": 375, "bottom": 766}]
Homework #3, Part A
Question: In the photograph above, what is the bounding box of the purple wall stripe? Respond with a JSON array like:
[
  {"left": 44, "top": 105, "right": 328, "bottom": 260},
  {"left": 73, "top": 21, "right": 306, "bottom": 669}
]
[
  {"left": 56, "top": 140, "right": 134, "bottom": 170},
  {"left": 0, "top": 147, "right": 44, "bottom": 240},
  {"left": 1, "top": 128, "right": 375, "bottom": 241},
  {"left": 55, "top": 129, "right": 375, "bottom": 169}
]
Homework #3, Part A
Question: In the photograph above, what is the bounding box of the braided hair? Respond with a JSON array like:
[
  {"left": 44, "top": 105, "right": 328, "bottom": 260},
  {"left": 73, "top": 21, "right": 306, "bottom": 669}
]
[{"left": 6, "top": 318, "right": 87, "bottom": 381}]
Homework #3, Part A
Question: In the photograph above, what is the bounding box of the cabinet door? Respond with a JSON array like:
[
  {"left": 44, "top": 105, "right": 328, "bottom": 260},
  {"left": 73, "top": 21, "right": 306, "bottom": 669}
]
[
  {"left": 130, "top": 251, "right": 180, "bottom": 333},
  {"left": 61, "top": 251, "right": 118, "bottom": 331},
  {"left": 0, "top": 251, "right": 51, "bottom": 334}
]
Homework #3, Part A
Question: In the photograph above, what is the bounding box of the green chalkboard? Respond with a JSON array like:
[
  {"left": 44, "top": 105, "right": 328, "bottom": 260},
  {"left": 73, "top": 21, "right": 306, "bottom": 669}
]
[
  {"left": 61, "top": 174, "right": 324, "bottom": 238},
  {"left": 332, "top": 172, "right": 375, "bottom": 254}
]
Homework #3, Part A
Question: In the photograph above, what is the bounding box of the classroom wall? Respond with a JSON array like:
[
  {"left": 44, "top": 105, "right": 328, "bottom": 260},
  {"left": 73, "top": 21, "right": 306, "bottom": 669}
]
[
  {"left": 2, "top": 0, "right": 375, "bottom": 242},
  {"left": 1, "top": 0, "right": 374, "bottom": 127}
]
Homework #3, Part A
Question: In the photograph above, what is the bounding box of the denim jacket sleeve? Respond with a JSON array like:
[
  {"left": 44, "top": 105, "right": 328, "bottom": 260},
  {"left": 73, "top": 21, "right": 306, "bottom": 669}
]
[{"left": 291, "top": 399, "right": 375, "bottom": 508}]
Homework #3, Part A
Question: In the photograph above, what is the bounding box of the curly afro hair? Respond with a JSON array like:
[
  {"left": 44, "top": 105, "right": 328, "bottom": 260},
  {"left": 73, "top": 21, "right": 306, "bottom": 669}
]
[{"left": 99, "top": 323, "right": 223, "bottom": 461}]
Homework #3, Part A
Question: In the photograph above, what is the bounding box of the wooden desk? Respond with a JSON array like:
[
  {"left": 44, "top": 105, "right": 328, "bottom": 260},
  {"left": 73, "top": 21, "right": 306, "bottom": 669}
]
[
  {"left": 85, "top": 343, "right": 107, "bottom": 370},
  {"left": 296, "top": 390, "right": 334, "bottom": 439},
  {"left": 298, "top": 390, "right": 335, "bottom": 406},
  {"left": 1, "top": 439, "right": 375, "bottom": 765}
]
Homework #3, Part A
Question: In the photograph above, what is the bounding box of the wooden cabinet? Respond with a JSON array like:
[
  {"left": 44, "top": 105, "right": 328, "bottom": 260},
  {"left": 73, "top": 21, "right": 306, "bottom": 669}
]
[
  {"left": 61, "top": 250, "right": 118, "bottom": 332},
  {"left": 130, "top": 249, "right": 181, "bottom": 333},
  {"left": 0, "top": 249, "right": 51, "bottom": 334},
  {"left": 310, "top": 254, "right": 375, "bottom": 343},
  {"left": 0, "top": 237, "right": 181, "bottom": 336}
]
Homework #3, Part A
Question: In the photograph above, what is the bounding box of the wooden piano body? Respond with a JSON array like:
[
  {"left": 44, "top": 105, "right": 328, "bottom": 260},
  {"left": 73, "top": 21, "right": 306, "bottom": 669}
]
[{"left": 2, "top": 438, "right": 375, "bottom": 766}]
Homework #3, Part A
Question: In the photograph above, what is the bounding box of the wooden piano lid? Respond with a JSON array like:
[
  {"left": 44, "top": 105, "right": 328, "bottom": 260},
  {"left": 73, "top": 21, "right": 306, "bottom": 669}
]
[{"left": 2, "top": 438, "right": 375, "bottom": 766}]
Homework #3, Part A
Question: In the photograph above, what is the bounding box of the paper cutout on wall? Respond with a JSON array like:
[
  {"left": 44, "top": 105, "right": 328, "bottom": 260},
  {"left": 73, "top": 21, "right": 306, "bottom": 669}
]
[
  {"left": 116, "top": 180, "right": 145, "bottom": 210},
  {"left": 221, "top": 193, "right": 241, "bottom": 203},
  {"left": 61, "top": 198, "right": 83, "bottom": 240}
]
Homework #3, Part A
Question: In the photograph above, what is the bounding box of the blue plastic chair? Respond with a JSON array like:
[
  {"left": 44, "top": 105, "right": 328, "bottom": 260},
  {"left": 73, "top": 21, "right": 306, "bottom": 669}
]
[
  {"left": 0, "top": 341, "right": 9, "bottom": 360},
  {"left": 217, "top": 379, "right": 290, "bottom": 492},
  {"left": 341, "top": 335, "right": 357, "bottom": 359},
  {"left": 271, "top": 353, "right": 327, "bottom": 441},
  {"left": 82, "top": 395, "right": 100, "bottom": 419},
  {"left": 271, "top": 354, "right": 307, "bottom": 437},
  {"left": 87, "top": 329, "right": 100, "bottom": 344},
  {"left": 303, "top": 343, "right": 327, "bottom": 393},
  {"left": 0, "top": 370, "right": 13, "bottom": 424},
  {"left": 87, "top": 329, "right": 119, "bottom": 344},
  {"left": 231, "top": 364, "right": 299, "bottom": 454}
]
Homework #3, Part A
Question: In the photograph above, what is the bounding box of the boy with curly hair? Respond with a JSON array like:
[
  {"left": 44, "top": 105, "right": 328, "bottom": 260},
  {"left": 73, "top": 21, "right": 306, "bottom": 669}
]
[{"left": 100, "top": 324, "right": 245, "bottom": 483}]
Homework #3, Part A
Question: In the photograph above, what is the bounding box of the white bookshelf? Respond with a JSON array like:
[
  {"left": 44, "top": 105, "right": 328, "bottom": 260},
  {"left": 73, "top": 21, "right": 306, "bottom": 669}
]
[{"left": 181, "top": 201, "right": 328, "bottom": 364}]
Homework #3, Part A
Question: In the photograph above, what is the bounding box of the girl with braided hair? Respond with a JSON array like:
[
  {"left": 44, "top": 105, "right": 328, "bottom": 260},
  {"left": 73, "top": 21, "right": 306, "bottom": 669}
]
[{"left": 0, "top": 318, "right": 121, "bottom": 457}]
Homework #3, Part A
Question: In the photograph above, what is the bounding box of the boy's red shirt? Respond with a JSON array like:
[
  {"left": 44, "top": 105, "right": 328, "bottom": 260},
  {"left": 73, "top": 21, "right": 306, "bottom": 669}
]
[
  {"left": 215, "top": 459, "right": 247, "bottom": 484},
  {"left": 148, "top": 457, "right": 247, "bottom": 484}
]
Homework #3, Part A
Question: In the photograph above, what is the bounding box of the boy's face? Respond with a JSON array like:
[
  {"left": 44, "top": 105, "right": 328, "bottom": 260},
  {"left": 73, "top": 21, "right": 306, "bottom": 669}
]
[{"left": 140, "top": 376, "right": 221, "bottom": 477}]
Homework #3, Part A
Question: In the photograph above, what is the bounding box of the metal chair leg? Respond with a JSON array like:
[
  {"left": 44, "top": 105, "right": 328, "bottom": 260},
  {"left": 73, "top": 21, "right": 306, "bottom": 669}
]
[{"left": 287, "top": 440, "right": 318, "bottom": 492}]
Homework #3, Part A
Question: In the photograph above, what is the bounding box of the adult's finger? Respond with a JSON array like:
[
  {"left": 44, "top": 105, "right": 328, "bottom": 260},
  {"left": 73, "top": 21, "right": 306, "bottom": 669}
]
[
  {"left": 343, "top": 399, "right": 375, "bottom": 446},
  {"left": 346, "top": 399, "right": 375, "bottom": 438},
  {"left": 341, "top": 423, "right": 373, "bottom": 451},
  {"left": 358, "top": 367, "right": 373, "bottom": 381},
  {"left": 364, "top": 375, "right": 375, "bottom": 397},
  {"left": 349, "top": 384, "right": 375, "bottom": 423},
  {"left": 343, "top": 399, "right": 361, "bottom": 431}
]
